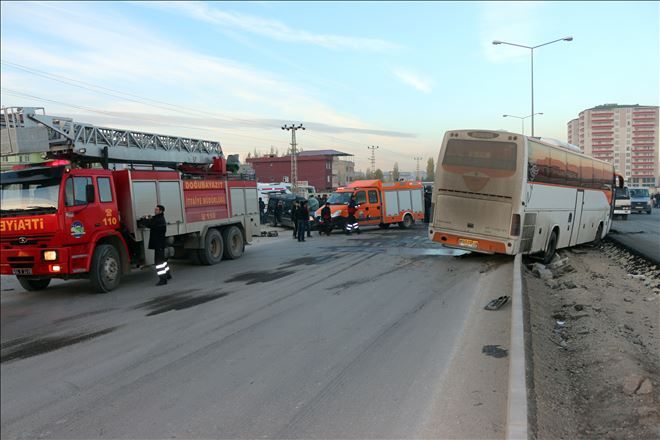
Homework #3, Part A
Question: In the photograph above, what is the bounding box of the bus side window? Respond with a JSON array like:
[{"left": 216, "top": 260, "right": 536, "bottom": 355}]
[
  {"left": 595, "top": 162, "right": 608, "bottom": 190},
  {"left": 566, "top": 154, "right": 580, "bottom": 187},
  {"left": 549, "top": 149, "right": 567, "bottom": 185},
  {"left": 580, "top": 158, "right": 594, "bottom": 189},
  {"left": 528, "top": 141, "right": 551, "bottom": 184}
]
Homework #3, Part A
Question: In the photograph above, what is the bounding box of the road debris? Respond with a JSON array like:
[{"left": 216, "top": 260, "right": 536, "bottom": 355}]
[{"left": 484, "top": 296, "right": 509, "bottom": 310}]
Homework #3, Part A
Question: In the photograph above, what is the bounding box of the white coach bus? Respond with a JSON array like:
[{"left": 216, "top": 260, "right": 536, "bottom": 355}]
[{"left": 428, "top": 130, "right": 616, "bottom": 263}]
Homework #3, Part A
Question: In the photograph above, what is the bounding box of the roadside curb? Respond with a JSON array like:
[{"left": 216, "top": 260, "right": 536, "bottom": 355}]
[
  {"left": 605, "top": 235, "right": 660, "bottom": 266},
  {"left": 506, "top": 253, "right": 528, "bottom": 440}
]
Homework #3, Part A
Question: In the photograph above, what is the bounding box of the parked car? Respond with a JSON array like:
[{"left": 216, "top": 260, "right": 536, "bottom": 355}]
[{"left": 266, "top": 194, "right": 308, "bottom": 228}]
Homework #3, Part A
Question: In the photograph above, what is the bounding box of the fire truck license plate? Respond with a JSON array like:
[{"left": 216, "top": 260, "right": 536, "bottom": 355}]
[
  {"left": 12, "top": 268, "right": 32, "bottom": 275},
  {"left": 458, "top": 239, "right": 479, "bottom": 249}
]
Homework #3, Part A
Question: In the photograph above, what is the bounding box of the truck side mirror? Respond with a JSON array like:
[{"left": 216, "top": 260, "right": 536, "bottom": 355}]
[{"left": 86, "top": 184, "right": 95, "bottom": 203}]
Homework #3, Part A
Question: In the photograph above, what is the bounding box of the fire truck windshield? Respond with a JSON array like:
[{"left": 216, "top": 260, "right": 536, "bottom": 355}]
[
  {"left": 326, "top": 192, "right": 353, "bottom": 205},
  {"left": 1, "top": 167, "right": 63, "bottom": 215}
]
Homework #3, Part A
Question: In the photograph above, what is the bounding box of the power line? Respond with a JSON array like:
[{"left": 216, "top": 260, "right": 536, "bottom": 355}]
[{"left": 0, "top": 60, "right": 287, "bottom": 145}]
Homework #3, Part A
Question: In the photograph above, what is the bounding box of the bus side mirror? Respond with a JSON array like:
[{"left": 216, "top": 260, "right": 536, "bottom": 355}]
[{"left": 86, "top": 184, "right": 95, "bottom": 203}]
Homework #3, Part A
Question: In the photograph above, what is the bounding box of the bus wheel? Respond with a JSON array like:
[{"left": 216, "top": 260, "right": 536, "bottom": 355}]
[
  {"left": 378, "top": 223, "right": 390, "bottom": 229},
  {"left": 17, "top": 277, "right": 51, "bottom": 291},
  {"left": 222, "top": 226, "right": 244, "bottom": 260},
  {"left": 398, "top": 214, "right": 413, "bottom": 229},
  {"left": 90, "top": 244, "right": 122, "bottom": 293},
  {"left": 592, "top": 223, "right": 603, "bottom": 246},
  {"left": 199, "top": 229, "right": 224, "bottom": 265},
  {"left": 542, "top": 231, "right": 558, "bottom": 265}
]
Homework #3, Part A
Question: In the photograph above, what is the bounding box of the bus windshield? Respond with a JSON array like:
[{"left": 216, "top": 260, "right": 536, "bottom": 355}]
[
  {"left": 629, "top": 188, "right": 649, "bottom": 198},
  {"left": 326, "top": 192, "right": 352, "bottom": 205},
  {"left": 442, "top": 139, "right": 517, "bottom": 171}
]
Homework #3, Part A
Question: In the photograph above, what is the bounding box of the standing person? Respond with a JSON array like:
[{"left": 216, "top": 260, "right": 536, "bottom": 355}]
[
  {"left": 424, "top": 187, "right": 432, "bottom": 223},
  {"left": 307, "top": 195, "right": 319, "bottom": 238},
  {"left": 346, "top": 195, "right": 360, "bottom": 234},
  {"left": 320, "top": 202, "right": 332, "bottom": 236},
  {"left": 259, "top": 197, "right": 266, "bottom": 224},
  {"left": 275, "top": 200, "right": 283, "bottom": 226},
  {"left": 655, "top": 193, "right": 660, "bottom": 208},
  {"left": 139, "top": 204, "right": 170, "bottom": 286},
  {"left": 291, "top": 201, "right": 299, "bottom": 238},
  {"left": 296, "top": 200, "right": 309, "bottom": 242}
]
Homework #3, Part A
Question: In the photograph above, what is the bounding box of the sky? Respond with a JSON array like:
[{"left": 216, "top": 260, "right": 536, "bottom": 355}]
[{"left": 1, "top": 1, "right": 658, "bottom": 172}]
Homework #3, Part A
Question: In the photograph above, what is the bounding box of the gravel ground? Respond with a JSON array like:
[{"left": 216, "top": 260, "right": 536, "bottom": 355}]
[{"left": 524, "top": 241, "right": 659, "bottom": 440}]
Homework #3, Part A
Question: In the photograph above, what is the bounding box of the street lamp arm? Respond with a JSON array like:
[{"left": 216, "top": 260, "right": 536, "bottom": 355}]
[
  {"left": 532, "top": 36, "right": 573, "bottom": 49},
  {"left": 492, "top": 40, "right": 532, "bottom": 49}
]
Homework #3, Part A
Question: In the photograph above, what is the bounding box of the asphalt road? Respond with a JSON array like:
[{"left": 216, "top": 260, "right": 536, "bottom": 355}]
[
  {"left": 1, "top": 224, "right": 512, "bottom": 439},
  {"left": 610, "top": 209, "right": 660, "bottom": 263}
]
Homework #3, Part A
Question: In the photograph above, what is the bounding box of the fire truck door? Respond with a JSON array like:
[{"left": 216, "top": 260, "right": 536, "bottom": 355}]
[
  {"left": 354, "top": 190, "right": 379, "bottom": 225},
  {"left": 63, "top": 175, "right": 105, "bottom": 245},
  {"left": 364, "top": 189, "right": 381, "bottom": 225}
]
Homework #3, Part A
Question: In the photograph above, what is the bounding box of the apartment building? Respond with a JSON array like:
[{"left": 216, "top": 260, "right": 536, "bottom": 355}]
[{"left": 567, "top": 104, "right": 659, "bottom": 188}]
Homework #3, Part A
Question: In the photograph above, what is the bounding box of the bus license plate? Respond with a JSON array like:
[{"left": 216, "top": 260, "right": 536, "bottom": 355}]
[
  {"left": 12, "top": 268, "right": 32, "bottom": 275},
  {"left": 458, "top": 239, "right": 479, "bottom": 249}
]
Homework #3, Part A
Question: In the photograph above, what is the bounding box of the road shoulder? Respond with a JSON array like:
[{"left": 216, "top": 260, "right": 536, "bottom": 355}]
[{"left": 525, "top": 244, "right": 660, "bottom": 439}]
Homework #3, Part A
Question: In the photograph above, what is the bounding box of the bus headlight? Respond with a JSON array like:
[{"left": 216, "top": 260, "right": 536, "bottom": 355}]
[{"left": 43, "top": 251, "right": 58, "bottom": 261}]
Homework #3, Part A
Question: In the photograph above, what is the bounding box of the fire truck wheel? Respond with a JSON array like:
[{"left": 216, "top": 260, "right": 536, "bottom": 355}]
[
  {"left": 90, "top": 244, "right": 122, "bottom": 293},
  {"left": 378, "top": 223, "right": 391, "bottom": 229},
  {"left": 222, "top": 226, "right": 244, "bottom": 260},
  {"left": 398, "top": 214, "right": 413, "bottom": 229},
  {"left": 17, "top": 277, "right": 51, "bottom": 291},
  {"left": 199, "top": 229, "right": 224, "bottom": 265}
]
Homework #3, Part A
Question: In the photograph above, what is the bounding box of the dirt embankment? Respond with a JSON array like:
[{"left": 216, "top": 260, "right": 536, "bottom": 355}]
[{"left": 524, "top": 241, "right": 659, "bottom": 440}]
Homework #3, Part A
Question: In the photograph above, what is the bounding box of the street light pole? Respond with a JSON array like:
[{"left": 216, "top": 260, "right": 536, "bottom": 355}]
[
  {"left": 503, "top": 113, "right": 543, "bottom": 136},
  {"left": 493, "top": 36, "right": 572, "bottom": 136}
]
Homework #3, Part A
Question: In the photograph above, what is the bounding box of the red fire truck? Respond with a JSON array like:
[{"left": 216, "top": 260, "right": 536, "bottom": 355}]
[{"left": 1, "top": 107, "right": 259, "bottom": 292}]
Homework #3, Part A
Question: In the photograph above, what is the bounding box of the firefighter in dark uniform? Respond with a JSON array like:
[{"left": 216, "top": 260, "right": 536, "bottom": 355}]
[
  {"left": 139, "top": 204, "right": 171, "bottom": 286},
  {"left": 346, "top": 195, "right": 360, "bottom": 234}
]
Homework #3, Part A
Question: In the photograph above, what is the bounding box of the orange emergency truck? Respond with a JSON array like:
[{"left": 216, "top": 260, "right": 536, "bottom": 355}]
[{"left": 315, "top": 180, "right": 424, "bottom": 231}]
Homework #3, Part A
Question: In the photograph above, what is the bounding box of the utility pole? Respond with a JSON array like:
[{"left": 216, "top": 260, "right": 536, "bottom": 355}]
[
  {"left": 414, "top": 156, "right": 423, "bottom": 181},
  {"left": 367, "top": 145, "right": 379, "bottom": 177},
  {"left": 282, "top": 123, "right": 305, "bottom": 194}
]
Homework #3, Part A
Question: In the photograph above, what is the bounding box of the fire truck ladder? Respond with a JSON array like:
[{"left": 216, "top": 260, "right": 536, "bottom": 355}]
[{"left": 0, "top": 107, "right": 223, "bottom": 166}]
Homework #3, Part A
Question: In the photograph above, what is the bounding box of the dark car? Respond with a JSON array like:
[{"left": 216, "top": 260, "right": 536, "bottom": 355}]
[{"left": 266, "top": 194, "right": 308, "bottom": 228}]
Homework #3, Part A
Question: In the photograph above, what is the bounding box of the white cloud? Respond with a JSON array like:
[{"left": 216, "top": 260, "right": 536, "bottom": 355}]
[
  {"left": 0, "top": 1, "right": 427, "bottom": 170},
  {"left": 392, "top": 68, "right": 433, "bottom": 93},
  {"left": 143, "top": 1, "right": 402, "bottom": 52}
]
